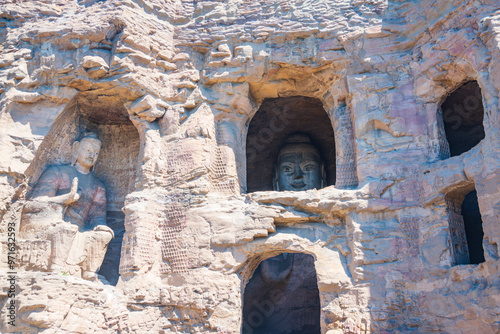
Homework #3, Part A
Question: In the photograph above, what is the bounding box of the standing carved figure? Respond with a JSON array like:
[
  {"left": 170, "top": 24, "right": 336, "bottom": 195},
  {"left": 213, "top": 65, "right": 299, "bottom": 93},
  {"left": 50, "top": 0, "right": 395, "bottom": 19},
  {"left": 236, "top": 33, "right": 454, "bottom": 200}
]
[{"left": 20, "top": 132, "right": 114, "bottom": 280}]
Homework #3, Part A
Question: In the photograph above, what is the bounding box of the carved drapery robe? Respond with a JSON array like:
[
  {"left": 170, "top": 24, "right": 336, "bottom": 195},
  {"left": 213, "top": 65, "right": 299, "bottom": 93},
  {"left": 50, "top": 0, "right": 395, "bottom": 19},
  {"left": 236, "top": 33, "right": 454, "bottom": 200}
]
[
  {"left": 32, "top": 165, "right": 107, "bottom": 229},
  {"left": 21, "top": 165, "right": 112, "bottom": 276}
]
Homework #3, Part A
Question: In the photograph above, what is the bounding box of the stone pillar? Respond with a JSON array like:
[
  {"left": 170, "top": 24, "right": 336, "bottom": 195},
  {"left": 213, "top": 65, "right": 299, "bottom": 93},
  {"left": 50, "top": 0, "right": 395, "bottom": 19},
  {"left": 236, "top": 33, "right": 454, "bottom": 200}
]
[
  {"left": 436, "top": 108, "right": 451, "bottom": 160},
  {"left": 332, "top": 105, "right": 358, "bottom": 189}
]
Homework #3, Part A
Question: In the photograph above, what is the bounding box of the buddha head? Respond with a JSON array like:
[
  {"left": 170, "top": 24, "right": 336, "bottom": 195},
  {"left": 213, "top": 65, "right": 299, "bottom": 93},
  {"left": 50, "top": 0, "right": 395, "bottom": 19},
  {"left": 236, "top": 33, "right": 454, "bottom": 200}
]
[
  {"left": 71, "top": 132, "right": 102, "bottom": 173},
  {"left": 273, "top": 134, "right": 325, "bottom": 191}
]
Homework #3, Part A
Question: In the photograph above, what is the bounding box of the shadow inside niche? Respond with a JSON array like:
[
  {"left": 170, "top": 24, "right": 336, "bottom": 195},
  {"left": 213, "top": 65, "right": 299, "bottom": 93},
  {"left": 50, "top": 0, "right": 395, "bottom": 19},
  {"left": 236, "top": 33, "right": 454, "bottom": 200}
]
[
  {"left": 441, "top": 81, "right": 485, "bottom": 157},
  {"left": 446, "top": 186, "right": 485, "bottom": 266},
  {"left": 90, "top": 121, "right": 140, "bottom": 285},
  {"left": 462, "top": 190, "right": 485, "bottom": 264},
  {"left": 246, "top": 96, "right": 335, "bottom": 192},
  {"left": 242, "top": 253, "right": 320, "bottom": 334}
]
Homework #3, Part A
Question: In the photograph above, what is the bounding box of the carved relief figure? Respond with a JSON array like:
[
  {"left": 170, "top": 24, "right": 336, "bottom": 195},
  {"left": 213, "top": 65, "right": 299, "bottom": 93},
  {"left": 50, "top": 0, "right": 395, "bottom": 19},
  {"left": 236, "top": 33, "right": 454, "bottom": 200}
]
[
  {"left": 273, "top": 134, "right": 326, "bottom": 191},
  {"left": 20, "top": 132, "right": 114, "bottom": 280}
]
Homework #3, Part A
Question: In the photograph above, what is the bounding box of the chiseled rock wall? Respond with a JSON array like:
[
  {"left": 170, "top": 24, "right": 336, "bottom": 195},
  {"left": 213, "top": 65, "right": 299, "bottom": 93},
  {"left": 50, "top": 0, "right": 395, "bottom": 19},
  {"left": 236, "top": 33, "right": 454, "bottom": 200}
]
[{"left": 1, "top": 0, "right": 500, "bottom": 333}]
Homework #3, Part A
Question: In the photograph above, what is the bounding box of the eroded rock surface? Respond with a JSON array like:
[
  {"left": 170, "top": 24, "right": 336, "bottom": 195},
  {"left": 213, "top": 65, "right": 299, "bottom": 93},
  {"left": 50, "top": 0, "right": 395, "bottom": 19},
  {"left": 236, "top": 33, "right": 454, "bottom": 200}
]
[{"left": 1, "top": 0, "right": 500, "bottom": 333}]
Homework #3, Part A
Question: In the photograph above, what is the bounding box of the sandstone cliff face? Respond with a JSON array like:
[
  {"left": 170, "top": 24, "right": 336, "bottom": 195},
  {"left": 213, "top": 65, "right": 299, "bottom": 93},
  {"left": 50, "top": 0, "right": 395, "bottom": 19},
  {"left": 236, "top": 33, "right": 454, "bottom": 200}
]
[{"left": 1, "top": 0, "right": 500, "bottom": 333}]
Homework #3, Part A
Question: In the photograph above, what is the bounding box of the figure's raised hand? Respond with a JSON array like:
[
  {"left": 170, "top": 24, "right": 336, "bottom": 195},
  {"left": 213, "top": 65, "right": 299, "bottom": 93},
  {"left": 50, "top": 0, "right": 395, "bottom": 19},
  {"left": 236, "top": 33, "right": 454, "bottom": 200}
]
[{"left": 64, "top": 177, "right": 80, "bottom": 205}]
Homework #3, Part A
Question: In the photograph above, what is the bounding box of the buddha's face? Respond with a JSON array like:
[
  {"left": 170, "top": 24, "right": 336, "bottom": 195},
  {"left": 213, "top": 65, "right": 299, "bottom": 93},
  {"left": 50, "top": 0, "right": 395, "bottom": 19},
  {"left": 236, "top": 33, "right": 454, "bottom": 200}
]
[
  {"left": 75, "top": 138, "right": 101, "bottom": 170},
  {"left": 276, "top": 143, "right": 323, "bottom": 191}
]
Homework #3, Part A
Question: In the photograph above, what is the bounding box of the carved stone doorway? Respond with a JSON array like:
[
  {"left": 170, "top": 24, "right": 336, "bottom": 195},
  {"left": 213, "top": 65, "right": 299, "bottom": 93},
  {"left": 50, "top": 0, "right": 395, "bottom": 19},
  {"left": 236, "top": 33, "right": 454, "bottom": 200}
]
[
  {"left": 446, "top": 186, "right": 485, "bottom": 265},
  {"left": 242, "top": 253, "right": 321, "bottom": 334},
  {"left": 462, "top": 190, "right": 485, "bottom": 264}
]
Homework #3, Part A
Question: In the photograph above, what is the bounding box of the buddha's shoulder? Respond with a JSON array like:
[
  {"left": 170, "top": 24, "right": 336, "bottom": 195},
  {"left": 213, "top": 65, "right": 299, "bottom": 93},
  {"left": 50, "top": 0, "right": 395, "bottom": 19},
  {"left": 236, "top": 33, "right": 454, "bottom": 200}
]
[{"left": 42, "top": 164, "right": 74, "bottom": 176}]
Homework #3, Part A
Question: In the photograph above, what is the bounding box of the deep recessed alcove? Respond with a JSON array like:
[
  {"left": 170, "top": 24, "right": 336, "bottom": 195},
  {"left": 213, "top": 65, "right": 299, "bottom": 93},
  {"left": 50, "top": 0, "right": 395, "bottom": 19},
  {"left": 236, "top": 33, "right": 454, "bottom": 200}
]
[
  {"left": 462, "top": 190, "right": 485, "bottom": 264},
  {"left": 441, "top": 81, "right": 485, "bottom": 158},
  {"left": 26, "top": 92, "right": 140, "bottom": 285},
  {"left": 246, "top": 96, "right": 335, "bottom": 192},
  {"left": 79, "top": 94, "right": 140, "bottom": 285},
  {"left": 242, "top": 253, "right": 321, "bottom": 334},
  {"left": 446, "top": 186, "right": 485, "bottom": 266}
]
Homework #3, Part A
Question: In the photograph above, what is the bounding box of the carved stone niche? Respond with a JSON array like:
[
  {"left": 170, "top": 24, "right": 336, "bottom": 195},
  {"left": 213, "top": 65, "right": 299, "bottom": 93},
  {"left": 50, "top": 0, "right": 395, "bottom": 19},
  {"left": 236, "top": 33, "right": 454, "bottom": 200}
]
[
  {"left": 246, "top": 96, "right": 336, "bottom": 192},
  {"left": 18, "top": 92, "right": 140, "bottom": 285},
  {"left": 438, "top": 80, "right": 485, "bottom": 159},
  {"left": 242, "top": 253, "right": 321, "bottom": 334},
  {"left": 445, "top": 183, "right": 485, "bottom": 266}
]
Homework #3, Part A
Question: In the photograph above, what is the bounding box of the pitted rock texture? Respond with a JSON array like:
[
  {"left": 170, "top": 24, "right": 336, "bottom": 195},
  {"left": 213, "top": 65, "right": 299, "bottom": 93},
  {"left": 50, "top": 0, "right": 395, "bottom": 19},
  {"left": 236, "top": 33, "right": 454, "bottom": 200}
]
[{"left": 1, "top": 0, "right": 500, "bottom": 333}]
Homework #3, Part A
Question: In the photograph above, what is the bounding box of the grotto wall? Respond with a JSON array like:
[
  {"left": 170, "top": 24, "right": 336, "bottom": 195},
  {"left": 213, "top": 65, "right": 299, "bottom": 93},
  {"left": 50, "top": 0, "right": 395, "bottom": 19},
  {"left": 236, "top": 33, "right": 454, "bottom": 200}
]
[{"left": 1, "top": 0, "right": 500, "bottom": 333}]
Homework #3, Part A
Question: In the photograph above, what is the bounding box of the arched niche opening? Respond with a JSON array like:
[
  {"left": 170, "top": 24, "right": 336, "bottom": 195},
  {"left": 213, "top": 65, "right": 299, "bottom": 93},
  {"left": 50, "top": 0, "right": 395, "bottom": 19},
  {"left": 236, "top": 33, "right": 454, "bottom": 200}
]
[
  {"left": 79, "top": 93, "right": 140, "bottom": 284},
  {"left": 242, "top": 253, "right": 321, "bottom": 334},
  {"left": 246, "top": 96, "right": 335, "bottom": 192},
  {"left": 23, "top": 92, "right": 140, "bottom": 285},
  {"left": 440, "top": 81, "right": 485, "bottom": 158},
  {"left": 446, "top": 186, "right": 485, "bottom": 265}
]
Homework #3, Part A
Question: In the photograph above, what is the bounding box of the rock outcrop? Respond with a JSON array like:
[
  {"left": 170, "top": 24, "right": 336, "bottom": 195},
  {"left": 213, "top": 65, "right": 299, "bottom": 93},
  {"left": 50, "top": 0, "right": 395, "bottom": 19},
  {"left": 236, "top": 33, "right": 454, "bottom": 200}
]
[{"left": 1, "top": 0, "right": 500, "bottom": 333}]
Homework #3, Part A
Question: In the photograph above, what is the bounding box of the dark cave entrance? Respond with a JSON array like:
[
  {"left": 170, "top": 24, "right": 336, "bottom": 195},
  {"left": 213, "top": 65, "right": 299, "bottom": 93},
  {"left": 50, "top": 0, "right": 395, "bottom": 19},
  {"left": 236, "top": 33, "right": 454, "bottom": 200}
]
[
  {"left": 446, "top": 188, "right": 485, "bottom": 265},
  {"left": 242, "top": 253, "right": 321, "bottom": 334},
  {"left": 462, "top": 190, "right": 485, "bottom": 264},
  {"left": 441, "top": 81, "right": 485, "bottom": 158}
]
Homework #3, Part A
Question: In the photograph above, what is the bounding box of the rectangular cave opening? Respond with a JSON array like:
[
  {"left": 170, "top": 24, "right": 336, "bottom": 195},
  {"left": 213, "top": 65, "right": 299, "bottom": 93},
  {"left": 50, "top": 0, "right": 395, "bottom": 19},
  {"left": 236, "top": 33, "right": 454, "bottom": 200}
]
[{"left": 446, "top": 188, "right": 485, "bottom": 265}]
